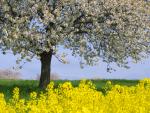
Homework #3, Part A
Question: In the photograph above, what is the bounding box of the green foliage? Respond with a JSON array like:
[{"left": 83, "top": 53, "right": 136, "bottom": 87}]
[{"left": 0, "top": 79, "right": 139, "bottom": 101}]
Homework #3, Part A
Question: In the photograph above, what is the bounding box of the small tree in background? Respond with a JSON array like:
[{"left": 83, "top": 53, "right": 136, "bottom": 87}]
[
  {"left": 0, "top": 0, "right": 150, "bottom": 88},
  {"left": 0, "top": 68, "right": 21, "bottom": 79}
]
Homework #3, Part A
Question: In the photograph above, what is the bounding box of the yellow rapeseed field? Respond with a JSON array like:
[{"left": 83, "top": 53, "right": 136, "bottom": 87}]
[{"left": 0, "top": 79, "right": 150, "bottom": 113}]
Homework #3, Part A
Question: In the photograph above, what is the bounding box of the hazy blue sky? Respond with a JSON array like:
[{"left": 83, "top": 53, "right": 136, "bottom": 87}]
[{"left": 0, "top": 51, "right": 150, "bottom": 80}]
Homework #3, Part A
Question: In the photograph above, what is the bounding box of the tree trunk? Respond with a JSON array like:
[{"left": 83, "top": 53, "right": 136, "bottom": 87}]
[{"left": 39, "top": 50, "right": 53, "bottom": 89}]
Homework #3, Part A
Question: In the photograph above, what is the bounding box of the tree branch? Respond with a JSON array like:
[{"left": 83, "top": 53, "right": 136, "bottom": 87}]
[{"left": 6, "top": 0, "right": 17, "bottom": 17}]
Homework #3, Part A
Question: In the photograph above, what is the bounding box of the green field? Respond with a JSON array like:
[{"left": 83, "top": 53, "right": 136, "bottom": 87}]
[{"left": 0, "top": 79, "right": 139, "bottom": 101}]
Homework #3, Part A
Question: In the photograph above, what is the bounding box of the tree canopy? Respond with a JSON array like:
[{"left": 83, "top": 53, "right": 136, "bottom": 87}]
[{"left": 0, "top": 0, "right": 150, "bottom": 88}]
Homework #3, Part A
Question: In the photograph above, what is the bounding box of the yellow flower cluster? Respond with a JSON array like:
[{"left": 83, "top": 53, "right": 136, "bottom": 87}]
[{"left": 0, "top": 79, "right": 150, "bottom": 113}]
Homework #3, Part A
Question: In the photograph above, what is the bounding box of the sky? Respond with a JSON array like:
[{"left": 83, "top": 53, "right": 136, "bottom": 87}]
[{"left": 0, "top": 49, "right": 150, "bottom": 80}]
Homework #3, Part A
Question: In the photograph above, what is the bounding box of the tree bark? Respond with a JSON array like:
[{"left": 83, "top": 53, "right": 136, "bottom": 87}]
[{"left": 39, "top": 50, "right": 53, "bottom": 89}]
